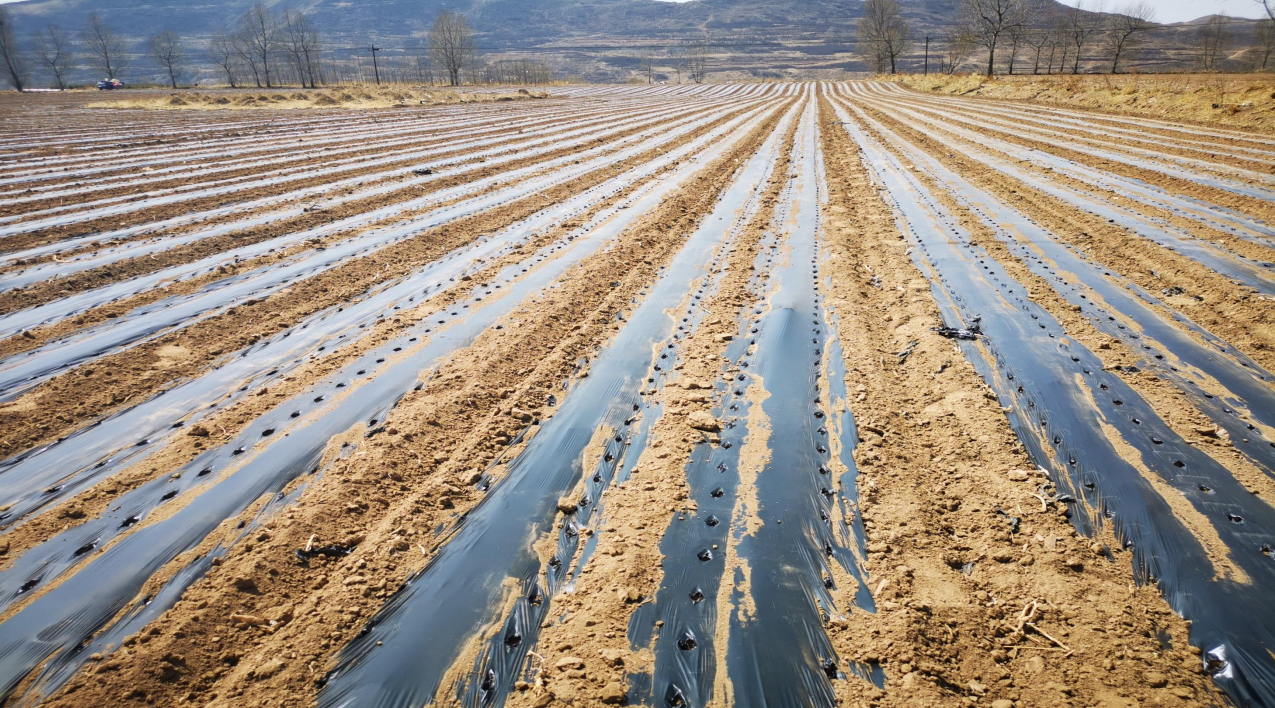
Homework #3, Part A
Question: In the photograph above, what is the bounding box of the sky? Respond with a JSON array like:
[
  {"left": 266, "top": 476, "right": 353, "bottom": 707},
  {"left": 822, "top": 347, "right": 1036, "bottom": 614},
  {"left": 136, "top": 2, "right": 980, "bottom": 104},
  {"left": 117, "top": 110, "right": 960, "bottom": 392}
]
[{"left": 1056, "top": 0, "right": 1267, "bottom": 23}]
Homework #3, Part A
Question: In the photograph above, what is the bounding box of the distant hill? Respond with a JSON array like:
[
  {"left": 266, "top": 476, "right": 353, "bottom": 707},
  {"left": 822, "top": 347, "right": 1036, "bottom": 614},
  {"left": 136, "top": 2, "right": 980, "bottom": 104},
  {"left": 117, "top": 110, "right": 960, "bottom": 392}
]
[
  {"left": 4, "top": 0, "right": 996, "bottom": 46},
  {"left": 2, "top": 0, "right": 1265, "bottom": 84}
]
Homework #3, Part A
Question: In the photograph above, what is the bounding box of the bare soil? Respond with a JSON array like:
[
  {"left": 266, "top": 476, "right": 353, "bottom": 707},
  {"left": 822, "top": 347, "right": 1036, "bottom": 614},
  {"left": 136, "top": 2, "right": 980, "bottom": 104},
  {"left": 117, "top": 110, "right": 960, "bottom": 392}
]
[
  {"left": 889, "top": 72, "right": 1275, "bottom": 132},
  {"left": 0, "top": 83, "right": 1267, "bottom": 708}
]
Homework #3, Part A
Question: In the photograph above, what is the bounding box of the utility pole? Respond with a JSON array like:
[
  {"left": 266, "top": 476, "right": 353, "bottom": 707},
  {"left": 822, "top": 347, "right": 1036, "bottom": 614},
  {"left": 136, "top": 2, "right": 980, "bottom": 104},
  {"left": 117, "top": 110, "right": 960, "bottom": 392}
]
[
  {"left": 924, "top": 36, "right": 931, "bottom": 75},
  {"left": 370, "top": 44, "right": 382, "bottom": 85}
]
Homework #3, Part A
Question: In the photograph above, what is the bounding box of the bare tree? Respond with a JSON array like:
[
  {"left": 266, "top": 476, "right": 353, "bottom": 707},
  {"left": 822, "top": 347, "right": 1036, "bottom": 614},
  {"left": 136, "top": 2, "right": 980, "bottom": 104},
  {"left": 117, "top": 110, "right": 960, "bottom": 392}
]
[
  {"left": 0, "top": 6, "right": 28, "bottom": 91},
  {"left": 83, "top": 12, "right": 127, "bottom": 80},
  {"left": 281, "top": 10, "right": 321, "bottom": 88},
  {"left": 1022, "top": 30, "right": 1050, "bottom": 74},
  {"left": 1246, "top": 2, "right": 1275, "bottom": 72},
  {"left": 1197, "top": 13, "right": 1231, "bottom": 71},
  {"left": 1258, "top": 18, "right": 1275, "bottom": 71},
  {"left": 237, "top": 3, "right": 278, "bottom": 87},
  {"left": 1022, "top": 2, "right": 1055, "bottom": 74},
  {"left": 305, "top": 24, "right": 324, "bottom": 87},
  {"left": 1046, "top": 12, "right": 1063, "bottom": 73},
  {"left": 639, "top": 51, "right": 655, "bottom": 84},
  {"left": 439, "top": 55, "right": 550, "bottom": 87},
  {"left": 936, "top": 28, "right": 977, "bottom": 74},
  {"left": 858, "top": 0, "right": 911, "bottom": 74},
  {"left": 1104, "top": 1, "right": 1154, "bottom": 73},
  {"left": 685, "top": 41, "right": 709, "bottom": 83},
  {"left": 1005, "top": 22, "right": 1025, "bottom": 73},
  {"left": 1064, "top": 0, "right": 1104, "bottom": 73},
  {"left": 210, "top": 32, "right": 239, "bottom": 87},
  {"left": 148, "top": 29, "right": 185, "bottom": 88},
  {"left": 34, "top": 25, "right": 73, "bottom": 89},
  {"left": 961, "top": 0, "right": 1028, "bottom": 76},
  {"left": 281, "top": 11, "right": 306, "bottom": 86},
  {"left": 524, "top": 59, "right": 551, "bottom": 84},
  {"left": 412, "top": 42, "right": 435, "bottom": 84},
  {"left": 428, "top": 9, "right": 476, "bottom": 86},
  {"left": 231, "top": 31, "right": 262, "bottom": 87}
]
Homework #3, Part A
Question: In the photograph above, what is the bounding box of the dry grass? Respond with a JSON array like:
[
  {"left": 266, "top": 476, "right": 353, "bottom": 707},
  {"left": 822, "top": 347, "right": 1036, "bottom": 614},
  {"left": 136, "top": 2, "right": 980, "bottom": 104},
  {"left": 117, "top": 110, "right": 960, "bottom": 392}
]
[
  {"left": 885, "top": 73, "right": 1275, "bottom": 130},
  {"left": 85, "top": 86, "right": 549, "bottom": 111}
]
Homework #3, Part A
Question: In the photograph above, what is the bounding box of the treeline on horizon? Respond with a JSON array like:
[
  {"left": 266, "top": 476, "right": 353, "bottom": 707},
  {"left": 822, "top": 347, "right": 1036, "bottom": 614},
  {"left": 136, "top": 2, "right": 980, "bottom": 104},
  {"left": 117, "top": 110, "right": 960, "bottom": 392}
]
[
  {"left": 0, "top": 3, "right": 553, "bottom": 91},
  {"left": 859, "top": 0, "right": 1275, "bottom": 76}
]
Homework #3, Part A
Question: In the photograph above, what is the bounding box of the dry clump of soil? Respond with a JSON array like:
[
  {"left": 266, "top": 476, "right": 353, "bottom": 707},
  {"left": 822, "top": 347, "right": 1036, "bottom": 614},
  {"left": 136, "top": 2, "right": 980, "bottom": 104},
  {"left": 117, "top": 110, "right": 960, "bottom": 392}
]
[
  {"left": 32, "top": 106, "right": 784, "bottom": 708},
  {"left": 888, "top": 73, "right": 1275, "bottom": 131},
  {"left": 85, "top": 87, "right": 550, "bottom": 111},
  {"left": 813, "top": 96, "right": 1222, "bottom": 707}
]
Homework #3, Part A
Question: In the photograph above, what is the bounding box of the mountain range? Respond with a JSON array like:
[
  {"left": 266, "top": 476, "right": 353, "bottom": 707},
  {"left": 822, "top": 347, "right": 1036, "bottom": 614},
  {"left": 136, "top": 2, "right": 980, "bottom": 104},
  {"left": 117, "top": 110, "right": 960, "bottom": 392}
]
[{"left": 3, "top": 0, "right": 1265, "bottom": 83}]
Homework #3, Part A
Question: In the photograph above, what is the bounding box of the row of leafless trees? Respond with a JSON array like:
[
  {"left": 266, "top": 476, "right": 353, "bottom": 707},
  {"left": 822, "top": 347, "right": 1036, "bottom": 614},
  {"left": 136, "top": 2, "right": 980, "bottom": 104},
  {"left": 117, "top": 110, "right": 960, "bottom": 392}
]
[
  {"left": 208, "top": 8, "right": 511, "bottom": 88},
  {"left": 1, "top": 5, "right": 545, "bottom": 91},
  {"left": 0, "top": 6, "right": 219, "bottom": 90},
  {"left": 633, "top": 43, "right": 710, "bottom": 84},
  {"left": 2, "top": 8, "right": 141, "bottom": 90},
  {"left": 857, "top": 0, "right": 1275, "bottom": 77},
  {"left": 478, "top": 58, "right": 555, "bottom": 85},
  {"left": 1192, "top": 11, "right": 1275, "bottom": 73},
  {"left": 207, "top": 4, "right": 323, "bottom": 88},
  {"left": 427, "top": 9, "right": 475, "bottom": 86}
]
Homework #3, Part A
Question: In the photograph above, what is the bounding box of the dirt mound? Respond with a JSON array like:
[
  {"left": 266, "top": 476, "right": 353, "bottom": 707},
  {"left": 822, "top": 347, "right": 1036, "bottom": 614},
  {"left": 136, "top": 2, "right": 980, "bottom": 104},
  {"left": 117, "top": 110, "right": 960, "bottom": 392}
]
[{"left": 82, "top": 86, "right": 553, "bottom": 111}]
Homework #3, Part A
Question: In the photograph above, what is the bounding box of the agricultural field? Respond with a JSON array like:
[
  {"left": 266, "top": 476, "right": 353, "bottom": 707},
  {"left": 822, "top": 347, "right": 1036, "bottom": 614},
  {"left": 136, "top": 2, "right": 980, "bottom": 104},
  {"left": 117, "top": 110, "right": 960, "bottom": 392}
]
[
  {"left": 0, "top": 81, "right": 1271, "bottom": 708},
  {"left": 887, "top": 73, "right": 1275, "bottom": 132}
]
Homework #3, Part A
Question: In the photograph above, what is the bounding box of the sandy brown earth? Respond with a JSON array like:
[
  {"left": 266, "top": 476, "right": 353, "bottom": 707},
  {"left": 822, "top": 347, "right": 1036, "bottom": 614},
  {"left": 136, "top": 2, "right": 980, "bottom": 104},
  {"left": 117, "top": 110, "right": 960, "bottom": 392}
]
[
  {"left": 17, "top": 94, "right": 786, "bottom": 708},
  {"left": 0, "top": 103, "right": 634, "bottom": 247},
  {"left": 86, "top": 87, "right": 550, "bottom": 111},
  {"left": 0, "top": 105, "right": 753, "bottom": 461},
  {"left": 844, "top": 100, "right": 1275, "bottom": 379},
  {"left": 813, "top": 93, "right": 1220, "bottom": 708},
  {"left": 889, "top": 73, "right": 1275, "bottom": 132},
  {"left": 495, "top": 94, "right": 1226, "bottom": 708},
  {"left": 0, "top": 82, "right": 1270, "bottom": 708},
  {"left": 0, "top": 105, "right": 585, "bottom": 228}
]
